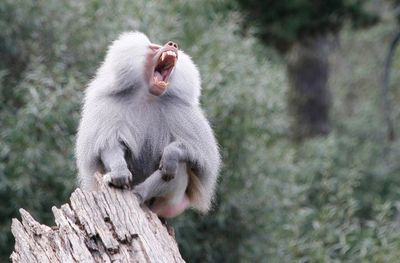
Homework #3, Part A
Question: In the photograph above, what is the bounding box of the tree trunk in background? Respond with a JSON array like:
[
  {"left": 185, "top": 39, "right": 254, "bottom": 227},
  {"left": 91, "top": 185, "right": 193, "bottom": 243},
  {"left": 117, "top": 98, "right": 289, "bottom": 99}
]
[{"left": 286, "top": 35, "right": 331, "bottom": 141}]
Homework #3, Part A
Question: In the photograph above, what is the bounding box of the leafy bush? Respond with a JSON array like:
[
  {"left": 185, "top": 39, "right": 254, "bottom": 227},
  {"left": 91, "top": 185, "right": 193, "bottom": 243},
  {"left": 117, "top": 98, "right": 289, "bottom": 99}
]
[{"left": 1, "top": 0, "right": 400, "bottom": 262}]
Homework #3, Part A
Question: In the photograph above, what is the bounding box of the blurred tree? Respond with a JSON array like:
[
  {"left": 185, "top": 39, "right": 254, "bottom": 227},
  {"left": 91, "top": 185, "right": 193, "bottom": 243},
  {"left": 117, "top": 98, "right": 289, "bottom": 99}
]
[{"left": 236, "top": 0, "right": 378, "bottom": 141}]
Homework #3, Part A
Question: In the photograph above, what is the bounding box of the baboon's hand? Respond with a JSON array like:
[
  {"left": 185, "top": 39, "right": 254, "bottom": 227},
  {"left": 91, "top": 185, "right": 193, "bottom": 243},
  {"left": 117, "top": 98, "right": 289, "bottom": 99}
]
[
  {"left": 159, "top": 155, "right": 179, "bottom": 182},
  {"left": 103, "top": 169, "right": 133, "bottom": 189}
]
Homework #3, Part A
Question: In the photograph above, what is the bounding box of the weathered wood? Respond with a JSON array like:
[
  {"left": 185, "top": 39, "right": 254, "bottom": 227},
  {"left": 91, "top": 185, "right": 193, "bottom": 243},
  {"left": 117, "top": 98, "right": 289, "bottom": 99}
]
[{"left": 10, "top": 176, "right": 185, "bottom": 263}]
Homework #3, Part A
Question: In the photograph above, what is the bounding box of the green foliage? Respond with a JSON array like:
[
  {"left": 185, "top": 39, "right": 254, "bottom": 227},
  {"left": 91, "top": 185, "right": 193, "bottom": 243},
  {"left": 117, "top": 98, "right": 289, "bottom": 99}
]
[
  {"left": 236, "top": 0, "right": 378, "bottom": 52},
  {"left": 1, "top": 0, "right": 400, "bottom": 262}
]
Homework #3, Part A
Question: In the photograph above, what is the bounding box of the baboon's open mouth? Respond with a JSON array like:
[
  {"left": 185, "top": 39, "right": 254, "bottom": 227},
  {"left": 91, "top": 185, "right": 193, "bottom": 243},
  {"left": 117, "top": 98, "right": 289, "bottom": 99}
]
[{"left": 153, "top": 50, "right": 177, "bottom": 90}]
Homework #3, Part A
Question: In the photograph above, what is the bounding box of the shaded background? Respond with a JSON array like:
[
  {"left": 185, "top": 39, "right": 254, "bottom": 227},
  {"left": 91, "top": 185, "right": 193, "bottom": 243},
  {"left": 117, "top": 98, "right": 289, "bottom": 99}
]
[{"left": 1, "top": 0, "right": 400, "bottom": 262}]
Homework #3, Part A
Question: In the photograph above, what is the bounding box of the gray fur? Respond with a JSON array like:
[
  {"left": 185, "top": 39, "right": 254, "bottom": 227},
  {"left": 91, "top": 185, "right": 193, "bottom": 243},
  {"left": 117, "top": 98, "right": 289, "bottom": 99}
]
[{"left": 75, "top": 32, "right": 221, "bottom": 212}]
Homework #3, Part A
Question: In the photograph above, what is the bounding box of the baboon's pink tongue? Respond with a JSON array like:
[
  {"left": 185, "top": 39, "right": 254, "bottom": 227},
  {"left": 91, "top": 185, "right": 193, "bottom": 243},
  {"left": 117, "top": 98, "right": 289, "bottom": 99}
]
[{"left": 154, "top": 71, "right": 163, "bottom": 82}]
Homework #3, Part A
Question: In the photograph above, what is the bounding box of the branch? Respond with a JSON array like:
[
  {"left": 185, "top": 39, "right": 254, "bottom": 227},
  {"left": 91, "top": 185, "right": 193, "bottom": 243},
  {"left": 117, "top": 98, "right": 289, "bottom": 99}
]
[
  {"left": 382, "top": 30, "right": 400, "bottom": 141},
  {"left": 10, "top": 174, "right": 185, "bottom": 262}
]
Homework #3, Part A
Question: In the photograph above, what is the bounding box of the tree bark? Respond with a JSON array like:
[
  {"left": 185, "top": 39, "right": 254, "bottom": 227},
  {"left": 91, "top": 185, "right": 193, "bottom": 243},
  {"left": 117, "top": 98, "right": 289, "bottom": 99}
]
[
  {"left": 286, "top": 35, "right": 332, "bottom": 141},
  {"left": 10, "top": 174, "right": 185, "bottom": 263}
]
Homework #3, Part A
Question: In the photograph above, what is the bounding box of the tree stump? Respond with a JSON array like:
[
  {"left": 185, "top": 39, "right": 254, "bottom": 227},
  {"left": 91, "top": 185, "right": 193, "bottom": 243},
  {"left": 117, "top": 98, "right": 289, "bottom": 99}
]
[{"left": 10, "top": 177, "right": 185, "bottom": 263}]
